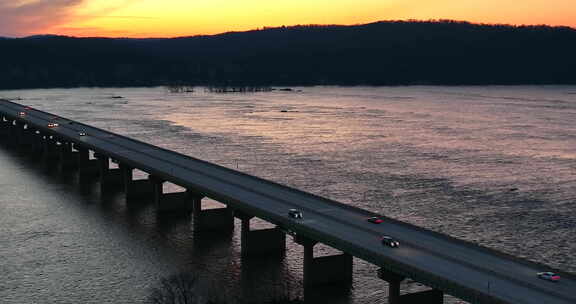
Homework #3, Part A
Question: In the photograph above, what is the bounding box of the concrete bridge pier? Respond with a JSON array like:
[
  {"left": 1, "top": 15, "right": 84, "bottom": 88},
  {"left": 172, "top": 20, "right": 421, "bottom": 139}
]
[
  {"left": 377, "top": 268, "right": 443, "bottom": 304},
  {"left": 191, "top": 193, "right": 234, "bottom": 232},
  {"left": 8, "top": 120, "right": 20, "bottom": 142},
  {"left": 77, "top": 147, "right": 100, "bottom": 178},
  {"left": 16, "top": 124, "right": 36, "bottom": 151},
  {"left": 14, "top": 121, "right": 30, "bottom": 148},
  {"left": 95, "top": 153, "right": 123, "bottom": 192},
  {"left": 149, "top": 176, "right": 193, "bottom": 214},
  {"left": 295, "top": 235, "right": 353, "bottom": 288},
  {"left": 2, "top": 119, "right": 20, "bottom": 145},
  {"left": 42, "top": 136, "right": 60, "bottom": 162},
  {"left": 17, "top": 127, "right": 35, "bottom": 151},
  {"left": 29, "top": 131, "right": 44, "bottom": 155},
  {"left": 120, "top": 165, "right": 154, "bottom": 201},
  {"left": 59, "top": 142, "right": 79, "bottom": 169},
  {"left": 235, "top": 211, "right": 286, "bottom": 258},
  {"left": 4, "top": 120, "right": 19, "bottom": 146},
  {"left": 0, "top": 117, "right": 10, "bottom": 137}
]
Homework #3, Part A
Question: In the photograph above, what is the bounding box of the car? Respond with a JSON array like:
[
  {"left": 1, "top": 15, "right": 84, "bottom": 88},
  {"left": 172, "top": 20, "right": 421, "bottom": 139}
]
[
  {"left": 288, "top": 209, "right": 303, "bottom": 219},
  {"left": 537, "top": 272, "right": 560, "bottom": 282},
  {"left": 367, "top": 216, "right": 384, "bottom": 224},
  {"left": 18, "top": 111, "right": 26, "bottom": 117},
  {"left": 47, "top": 122, "right": 59, "bottom": 128},
  {"left": 78, "top": 131, "right": 87, "bottom": 136},
  {"left": 381, "top": 236, "right": 400, "bottom": 248}
]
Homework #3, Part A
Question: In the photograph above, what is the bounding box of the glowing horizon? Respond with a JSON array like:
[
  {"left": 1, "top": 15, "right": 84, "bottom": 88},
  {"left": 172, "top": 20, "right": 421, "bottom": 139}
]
[{"left": 1, "top": 0, "right": 575, "bottom": 38}]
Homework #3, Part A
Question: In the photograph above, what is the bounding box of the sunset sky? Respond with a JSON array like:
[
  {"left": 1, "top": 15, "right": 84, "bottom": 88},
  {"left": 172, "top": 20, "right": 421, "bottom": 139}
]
[{"left": 1, "top": 0, "right": 575, "bottom": 38}]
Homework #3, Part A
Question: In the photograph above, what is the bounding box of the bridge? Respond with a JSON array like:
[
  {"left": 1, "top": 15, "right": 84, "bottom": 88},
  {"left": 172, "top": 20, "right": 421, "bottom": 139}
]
[{"left": 1, "top": 99, "right": 574, "bottom": 304}]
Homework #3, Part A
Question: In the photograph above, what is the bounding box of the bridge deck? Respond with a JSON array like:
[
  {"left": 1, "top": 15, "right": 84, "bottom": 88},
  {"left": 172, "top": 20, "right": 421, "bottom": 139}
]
[{"left": 1, "top": 99, "right": 574, "bottom": 304}]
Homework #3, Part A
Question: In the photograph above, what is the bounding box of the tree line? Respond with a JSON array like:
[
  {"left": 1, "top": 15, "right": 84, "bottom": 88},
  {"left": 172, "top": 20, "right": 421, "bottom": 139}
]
[{"left": 1, "top": 20, "right": 576, "bottom": 89}]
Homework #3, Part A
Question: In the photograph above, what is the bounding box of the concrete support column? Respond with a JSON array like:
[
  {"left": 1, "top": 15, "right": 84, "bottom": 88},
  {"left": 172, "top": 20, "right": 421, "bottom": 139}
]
[
  {"left": 29, "top": 131, "right": 44, "bottom": 155},
  {"left": 16, "top": 124, "right": 33, "bottom": 149},
  {"left": 0, "top": 117, "right": 10, "bottom": 137},
  {"left": 191, "top": 193, "right": 234, "bottom": 232},
  {"left": 17, "top": 129, "right": 32, "bottom": 150},
  {"left": 120, "top": 165, "right": 154, "bottom": 201},
  {"left": 235, "top": 211, "right": 286, "bottom": 258},
  {"left": 3, "top": 120, "right": 17, "bottom": 146},
  {"left": 13, "top": 120, "right": 24, "bottom": 145},
  {"left": 95, "top": 153, "right": 123, "bottom": 192},
  {"left": 295, "top": 235, "right": 353, "bottom": 288},
  {"left": 59, "top": 142, "right": 79, "bottom": 169},
  {"left": 149, "top": 176, "right": 193, "bottom": 214},
  {"left": 378, "top": 268, "right": 405, "bottom": 304},
  {"left": 377, "top": 268, "right": 443, "bottom": 304},
  {"left": 42, "top": 136, "right": 60, "bottom": 162},
  {"left": 78, "top": 147, "right": 99, "bottom": 178}
]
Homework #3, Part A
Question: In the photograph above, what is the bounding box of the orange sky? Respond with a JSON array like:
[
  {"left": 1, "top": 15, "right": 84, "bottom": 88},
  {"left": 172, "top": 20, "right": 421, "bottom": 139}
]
[{"left": 1, "top": 0, "right": 575, "bottom": 38}]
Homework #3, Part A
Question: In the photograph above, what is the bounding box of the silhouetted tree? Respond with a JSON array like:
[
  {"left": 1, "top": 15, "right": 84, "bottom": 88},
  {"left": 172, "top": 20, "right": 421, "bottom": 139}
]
[
  {"left": 149, "top": 273, "right": 212, "bottom": 304},
  {"left": 1, "top": 20, "right": 575, "bottom": 89},
  {"left": 147, "top": 273, "right": 301, "bottom": 304}
]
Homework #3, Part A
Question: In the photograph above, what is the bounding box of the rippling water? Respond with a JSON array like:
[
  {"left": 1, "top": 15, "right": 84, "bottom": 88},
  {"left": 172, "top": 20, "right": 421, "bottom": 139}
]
[{"left": 1, "top": 86, "right": 575, "bottom": 304}]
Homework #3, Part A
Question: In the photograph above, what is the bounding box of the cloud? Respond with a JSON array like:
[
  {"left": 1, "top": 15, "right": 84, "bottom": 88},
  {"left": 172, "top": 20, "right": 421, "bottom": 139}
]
[
  {"left": 99, "top": 15, "right": 157, "bottom": 20},
  {"left": 0, "top": 0, "right": 141, "bottom": 37},
  {"left": 54, "top": 25, "right": 155, "bottom": 38},
  {"left": 0, "top": 0, "right": 86, "bottom": 37}
]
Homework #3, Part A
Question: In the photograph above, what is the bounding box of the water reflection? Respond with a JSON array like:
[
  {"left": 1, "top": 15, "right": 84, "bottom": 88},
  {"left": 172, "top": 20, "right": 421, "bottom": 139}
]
[
  {"left": 0, "top": 142, "right": 311, "bottom": 304},
  {"left": 2, "top": 86, "right": 576, "bottom": 304}
]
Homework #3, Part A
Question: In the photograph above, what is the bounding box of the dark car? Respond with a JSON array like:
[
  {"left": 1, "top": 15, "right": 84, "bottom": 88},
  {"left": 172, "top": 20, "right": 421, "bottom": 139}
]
[
  {"left": 381, "top": 236, "right": 400, "bottom": 248},
  {"left": 537, "top": 272, "right": 560, "bottom": 282},
  {"left": 288, "top": 209, "right": 303, "bottom": 219},
  {"left": 367, "top": 216, "right": 384, "bottom": 224}
]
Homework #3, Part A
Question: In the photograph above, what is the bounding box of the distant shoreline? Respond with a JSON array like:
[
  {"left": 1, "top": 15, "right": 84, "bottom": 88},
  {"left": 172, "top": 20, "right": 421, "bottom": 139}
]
[
  {"left": 2, "top": 20, "right": 575, "bottom": 90},
  {"left": 3, "top": 82, "right": 576, "bottom": 92}
]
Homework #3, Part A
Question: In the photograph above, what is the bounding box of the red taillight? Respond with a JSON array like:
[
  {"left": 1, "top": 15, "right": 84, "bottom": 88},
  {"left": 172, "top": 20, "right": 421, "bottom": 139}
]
[{"left": 552, "top": 276, "right": 560, "bottom": 280}]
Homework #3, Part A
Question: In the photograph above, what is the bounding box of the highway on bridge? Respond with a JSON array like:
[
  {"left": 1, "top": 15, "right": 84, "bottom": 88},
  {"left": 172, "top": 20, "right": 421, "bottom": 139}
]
[{"left": 1, "top": 99, "right": 574, "bottom": 304}]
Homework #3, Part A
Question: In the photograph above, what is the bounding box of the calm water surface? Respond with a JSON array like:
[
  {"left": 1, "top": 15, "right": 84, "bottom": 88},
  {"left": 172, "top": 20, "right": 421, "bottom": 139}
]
[{"left": 1, "top": 86, "right": 575, "bottom": 304}]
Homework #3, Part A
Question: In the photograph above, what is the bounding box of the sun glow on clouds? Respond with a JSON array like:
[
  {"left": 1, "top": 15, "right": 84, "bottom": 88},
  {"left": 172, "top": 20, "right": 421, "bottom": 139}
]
[
  {"left": 1, "top": 0, "right": 575, "bottom": 38},
  {"left": 70, "top": 0, "right": 396, "bottom": 38},
  {"left": 0, "top": 0, "right": 82, "bottom": 37},
  {"left": 0, "top": 0, "right": 138, "bottom": 37}
]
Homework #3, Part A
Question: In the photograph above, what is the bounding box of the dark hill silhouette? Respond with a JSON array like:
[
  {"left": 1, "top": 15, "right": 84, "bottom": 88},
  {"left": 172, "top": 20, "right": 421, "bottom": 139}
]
[{"left": 1, "top": 20, "right": 575, "bottom": 89}]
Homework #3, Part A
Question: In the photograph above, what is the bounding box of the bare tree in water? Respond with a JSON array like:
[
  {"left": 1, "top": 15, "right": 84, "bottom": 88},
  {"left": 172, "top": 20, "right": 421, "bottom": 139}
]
[
  {"left": 149, "top": 273, "right": 219, "bottom": 304},
  {"left": 148, "top": 272, "right": 301, "bottom": 304}
]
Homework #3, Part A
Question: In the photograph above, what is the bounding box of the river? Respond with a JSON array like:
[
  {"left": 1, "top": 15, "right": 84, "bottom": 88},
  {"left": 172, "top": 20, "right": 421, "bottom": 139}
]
[{"left": 1, "top": 86, "right": 575, "bottom": 304}]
